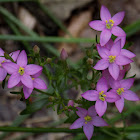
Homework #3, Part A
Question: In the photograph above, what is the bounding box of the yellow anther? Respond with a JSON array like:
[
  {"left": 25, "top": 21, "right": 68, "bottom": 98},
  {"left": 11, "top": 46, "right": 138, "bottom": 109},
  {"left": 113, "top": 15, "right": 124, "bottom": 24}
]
[
  {"left": 105, "top": 20, "right": 108, "bottom": 23},
  {"left": 117, "top": 88, "right": 124, "bottom": 95},
  {"left": 99, "top": 91, "right": 104, "bottom": 95},
  {"left": 85, "top": 122, "right": 87, "bottom": 124},
  {"left": 111, "top": 24, "right": 113, "bottom": 26},
  {"left": 106, "top": 19, "right": 114, "bottom": 29},
  {"left": 103, "top": 94, "right": 106, "bottom": 97},
  {"left": 18, "top": 67, "right": 24, "bottom": 75},
  {"left": 99, "top": 97, "right": 105, "bottom": 101},
  {"left": 109, "top": 55, "right": 116, "bottom": 63},
  {"left": 84, "top": 115, "right": 92, "bottom": 121},
  {"left": 32, "top": 78, "right": 35, "bottom": 80}
]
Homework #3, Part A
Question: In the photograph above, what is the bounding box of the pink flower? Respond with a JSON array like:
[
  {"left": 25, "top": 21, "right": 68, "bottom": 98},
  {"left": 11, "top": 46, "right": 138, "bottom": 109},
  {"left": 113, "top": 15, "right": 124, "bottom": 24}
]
[
  {"left": 114, "top": 36, "right": 126, "bottom": 48},
  {"left": 82, "top": 77, "right": 120, "bottom": 117},
  {"left": 68, "top": 100, "right": 74, "bottom": 111},
  {"left": 89, "top": 5, "right": 126, "bottom": 46},
  {"left": 94, "top": 40, "right": 133, "bottom": 80},
  {"left": 0, "top": 48, "right": 20, "bottom": 81},
  {"left": 70, "top": 105, "right": 108, "bottom": 140},
  {"left": 2, "top": 50, "right": 42, "bottom": 89},
  {"left": 109, "top": 78, "right": 139, "bottom": 113}
]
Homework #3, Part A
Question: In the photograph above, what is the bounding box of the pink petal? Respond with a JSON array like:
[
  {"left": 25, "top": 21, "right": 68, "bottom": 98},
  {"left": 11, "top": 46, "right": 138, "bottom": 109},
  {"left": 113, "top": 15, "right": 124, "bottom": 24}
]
[
  {"left": 111, "top": 26, "right": 126, "bottom": 37},
  {"left": 106, "top": 91, "right": 120, "bottom": 103},
  {"left": 122, "top": 90, "right": 139, "bottom": 101},
  {"left": 16, "top": 81, "right": 23, "bottom": 87},
  {"left": 32, "top": 70, "right": 42, "bottom": 78},
  {"left": 110, "top": 81, "right": 121, "bottom": 89},
  {"left": 92, "top": 116, "right": 108, "bottom": 126},
  {"left": 88, "top": 105, "right": 97, "bottom": 117},
  {"left": 33, "top": 78, "right": 47, "bottom": 89},
  {"left": 0, "top": 67, "right": 7, "bottom": 81},
  {"left": 70, "top": 118, "right": 84, "bottom": 129},
  {"left": 97, "top": 44, "right": 109, "bottom": 58},
  {"left": 95, "top": 100, "right": 107, "bottom": 117},
  {"left": 100, "top": 29, "right": 112, "bottom": 46},
  {"left": 105, "top": 38, "right": 114, "bottom": 50},
  {"left": 115, "top": 97, "right": 124, "bottom": 113},
  {"left": 23, "top": 86, "right": 33, "bottom": 99},
  {"left": 112, "top": 11, "right": 125, "bottom": 25},
  {"left": 25, "top": 64, "right": 43, "bottom": 75},
  {"left": 83, "top": 123, "right": 94, "bottom": 140},
  {"left": 114, "top": 36, "right": 126, "bottom": 48},
  {"left": 89, "top": 20, "right": 105, "bottom": 31},
  {"left": 120, "top": 49, "right": 136, "bottom": 58},
  {"left": 110, "top": 40, "right": 121, "bottom": 56},
  {"left": 120, "top": 78, "right": 134, "bottom": 89},
  {"left": 21, "top": 74, "right": 33, "bottom": 89},
  {"left": 0, "top": 48, "right": 4, "bottom": 56},
  {"left": 109, "top": 63, "right": 119, "bottom": 80},
  {"left": 118, "top": 70, "right": 125, "bottom": 80},
  {"left": 96, "top": 77, "right": 108, "bottom": 92},
  {"left": 17, "top": 50, "right": 27, "bottom": 67},
  {"left": 2, "top": 62, "right": 19, "bottom": 74},
  {"left": 76, "top": 107, "right": 87, "bottom": 118},
  {"left": 116, "top": 55, "right": 133, "bottom": 66},
  {"left": 82, "top": 90, "right": 98, "bottom": 101},
  {"left": 8, "top": 73, "right": 21, "bottom": 88},
  {"left": 94, "top": 59, "right": 109, "bottom": 70},
  {"left": 100, "top": 5, "right": 111, "bottom": 21},
  {"left": 9, "top": 50, "right": 20, "bottom": 62}
]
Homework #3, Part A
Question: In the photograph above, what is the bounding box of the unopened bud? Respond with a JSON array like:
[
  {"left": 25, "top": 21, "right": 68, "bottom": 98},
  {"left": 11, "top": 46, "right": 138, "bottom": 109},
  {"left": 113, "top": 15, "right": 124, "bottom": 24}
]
[
  {"left": 68, "top": 100, "right": 74, "bottom": 107},
  {"left": 48, "top": 96, "right": 55, "bottom": 102},
  {"left": 124, "top": 64, "right": 131, "bottom": 71},
  {"left": 28, "top": 57, "right": 33, "bottom": 64},
  {"left": 4, "top": 52, "right": 14, "bottom": 62},
  {"left": 33, "top": 45, "right": 40, "bottom": 54},
  {"left": 91, "top": 83, "right": 95, "bottom": 89},
  {"left": 46, "top": 58, "right": 52, "bottom": 63},
  {"left": 87, "top": 58, "right": 93, "bottom": 65},
  {"left": 60, "top": 48, "right": 68, "bottom": 60}
]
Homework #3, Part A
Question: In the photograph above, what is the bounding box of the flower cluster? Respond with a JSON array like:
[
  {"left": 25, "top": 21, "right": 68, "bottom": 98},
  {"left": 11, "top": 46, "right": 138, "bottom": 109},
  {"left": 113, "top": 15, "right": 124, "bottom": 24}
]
[
  {"left": 70, "top": 5, "right": 139, "bottom": 140},
  {"left": 0, "top": 49, "right": 47, "bottom": 99}
]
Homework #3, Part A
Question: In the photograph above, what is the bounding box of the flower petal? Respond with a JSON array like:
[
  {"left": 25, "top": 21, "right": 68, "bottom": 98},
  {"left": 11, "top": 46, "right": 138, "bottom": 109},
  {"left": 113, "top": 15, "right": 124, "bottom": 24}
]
[
  {"left": 108, "top": 63, "right": 119, "bottom": 80},
  {"left": 23, "top": 86, "right": 33, "bottom": 99},
  {"left": 8, "top": 73, "right": 21, "bottom": 88},
  {"left": 70, "top": 118, "right": 84, "bottom": 129},
  {"left": 116, "top": 55, "right": 133, "bottom": 66},
  {"left": 32, "top": 70, "right": 42, "bottom": 78},
  {"left": 89, "top": 20, "right": 105, "bottom": 31},
  {"left": 96, "top": 77, "right": 108, "bottom": 92},
  {"left": 120, "top": 78, "right": 134, "bottom": 89},
  {"left": 94, "top": 59, "right": 109, "bottom": 70},
  {"left": 88, "top": 105, "right": 97, "bottom": 117},
  {"left": 21, "top": 74, "right": 33, "bottom": 89},
  {"left": 92, "top": 116, "right": 108, "bottom": 126},
  {"left": 17, "top": 50, "right": 27, "bottom": 67},
  {"left": 115, "top": 97, "right": 124, "bottom": 113},
  {"left": 97, "top": 44, "right": 109, "bottom": 58},
  {"left": 100, "top": 29, "right": 112, "bottom": 46},
  {"left": 114, "top": 36, "right": 126, "bottom": 48},
  {"left": 83, "top": 123, "right": 94, "bottom": 140},
  {"left": 76, "top": 107, "right": 87, "bottom": 118},
  {"left": 0, "top": 67, "right": 7, "bottom": 81},
  {"left": 105, "top": 38, "right": 114, "bottom": 50},
  {"left": 25, "top": 64, "right": 43, "bottom": 75},
  {"left": 33, "top": 78, "right": 47, "bottom": 89},
  {"left": 118, "top": 70, "right": 125, "bottom": 80},
  {"left": 2, "top": 62, "right": 19, "bottom": 74},
  {"left": 0, "top": 48, "right": 4, "bottom": 56},
  {"left": 120, "top": 49, "right": 136, "bottom": 58},
  {"left": 111, "top": 26, "right": 126, "bottom": 36},
  {"left": 122, "top": 90, "right": 139, "bottom": 101},
  {"left": 82, "top": 90, "right": 98, "bottom": 101},
  {"left": 100, "top": 5, "right": 111, "bottom": 21},
  {"left": 106, "top": 91, "right": 120, "bottom": 103},
  {"left": 110, "top": 40, "right": 121, "bottom": 56},
  {"left": 95, "top": 100, "right": 107, "bottom": 117},
  {"left": 112, "top": 11, "right": 125, "bottom": 25},
  {"left": 9, "top": 50, "right": 20, "bottom": 62}
]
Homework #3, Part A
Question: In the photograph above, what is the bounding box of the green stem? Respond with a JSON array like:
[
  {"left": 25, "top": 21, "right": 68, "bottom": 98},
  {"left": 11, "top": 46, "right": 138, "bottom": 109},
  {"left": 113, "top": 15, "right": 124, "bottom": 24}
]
[{"left": 34, "top": 88, "right": 53, "bottom": 96}]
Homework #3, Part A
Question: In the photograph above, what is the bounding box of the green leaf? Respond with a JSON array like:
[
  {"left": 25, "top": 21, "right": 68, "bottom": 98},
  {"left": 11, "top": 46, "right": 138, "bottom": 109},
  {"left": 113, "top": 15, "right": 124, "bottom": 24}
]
[{"left": 20, "top": 98, "right": 48, "bottom": 115}]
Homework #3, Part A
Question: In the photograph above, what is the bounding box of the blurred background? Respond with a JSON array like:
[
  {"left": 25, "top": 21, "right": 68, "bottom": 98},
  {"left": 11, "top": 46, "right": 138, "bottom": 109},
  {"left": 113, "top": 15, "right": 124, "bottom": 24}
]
[{"left": 0, "top": 0, "right": 140, "bottom": 140}]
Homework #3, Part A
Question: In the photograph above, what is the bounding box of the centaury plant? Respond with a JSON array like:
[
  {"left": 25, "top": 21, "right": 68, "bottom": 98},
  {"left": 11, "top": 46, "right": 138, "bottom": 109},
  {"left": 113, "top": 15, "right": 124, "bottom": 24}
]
[{"left": 0, "top": 5, "right": 140, "bottom": 140}]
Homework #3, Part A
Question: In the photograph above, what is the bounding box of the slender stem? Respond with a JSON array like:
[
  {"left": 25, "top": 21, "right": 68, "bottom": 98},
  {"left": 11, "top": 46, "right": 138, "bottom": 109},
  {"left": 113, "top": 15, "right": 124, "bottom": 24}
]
[{"left": 34, "top": 88, "right": 53, "bottom": 96}]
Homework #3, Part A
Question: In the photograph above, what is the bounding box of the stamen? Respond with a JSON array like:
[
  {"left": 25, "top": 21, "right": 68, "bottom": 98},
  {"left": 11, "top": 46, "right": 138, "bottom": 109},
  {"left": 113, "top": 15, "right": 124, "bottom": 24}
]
[
  {"left": 106, "top": 19, "right": 114, "bottom": 29},
  {"left": 117, "top": 88, "right": 124, "bottom": 95},
  {"left": 32, "top": 78, "right": 35, "bottom": 80},
  {"left": 18, "top": 67, "right": 24, "bottom": 75},
  {"left": 99, "top": 91, "right": 106, "bottom": 101},
  {"left": 84, "top": 115, "right": 92, "bottom": 121},
  {"left": 109, "top": 55, "right": 116, "bottom": 63}
]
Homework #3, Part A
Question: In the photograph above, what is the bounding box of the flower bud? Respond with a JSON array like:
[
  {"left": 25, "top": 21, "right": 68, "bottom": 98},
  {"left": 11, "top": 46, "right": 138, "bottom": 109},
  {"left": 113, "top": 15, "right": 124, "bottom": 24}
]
[
  {"left": 60, "top": 48, "right": 68, "bottom": 60},
  {"left": 48, "top": 96, "right": 55, "bottom": 102},
  {"left": 87, "top": 58, "right": 93, "bottom": 65},
  {"left": 46, "top": 58, "right": 52, "bottom": 63},
  {"left": 91, "top": 83, "right": 95, "bottom": 89},
  {"left": 33, "top": 45, "right": 40, "bottom": 54},
  {"left": 68, "top": 100, "right": 74, "bottom": 107},
  {"left": 124, "top": 64, "right": 131, "bottom": 72}
]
